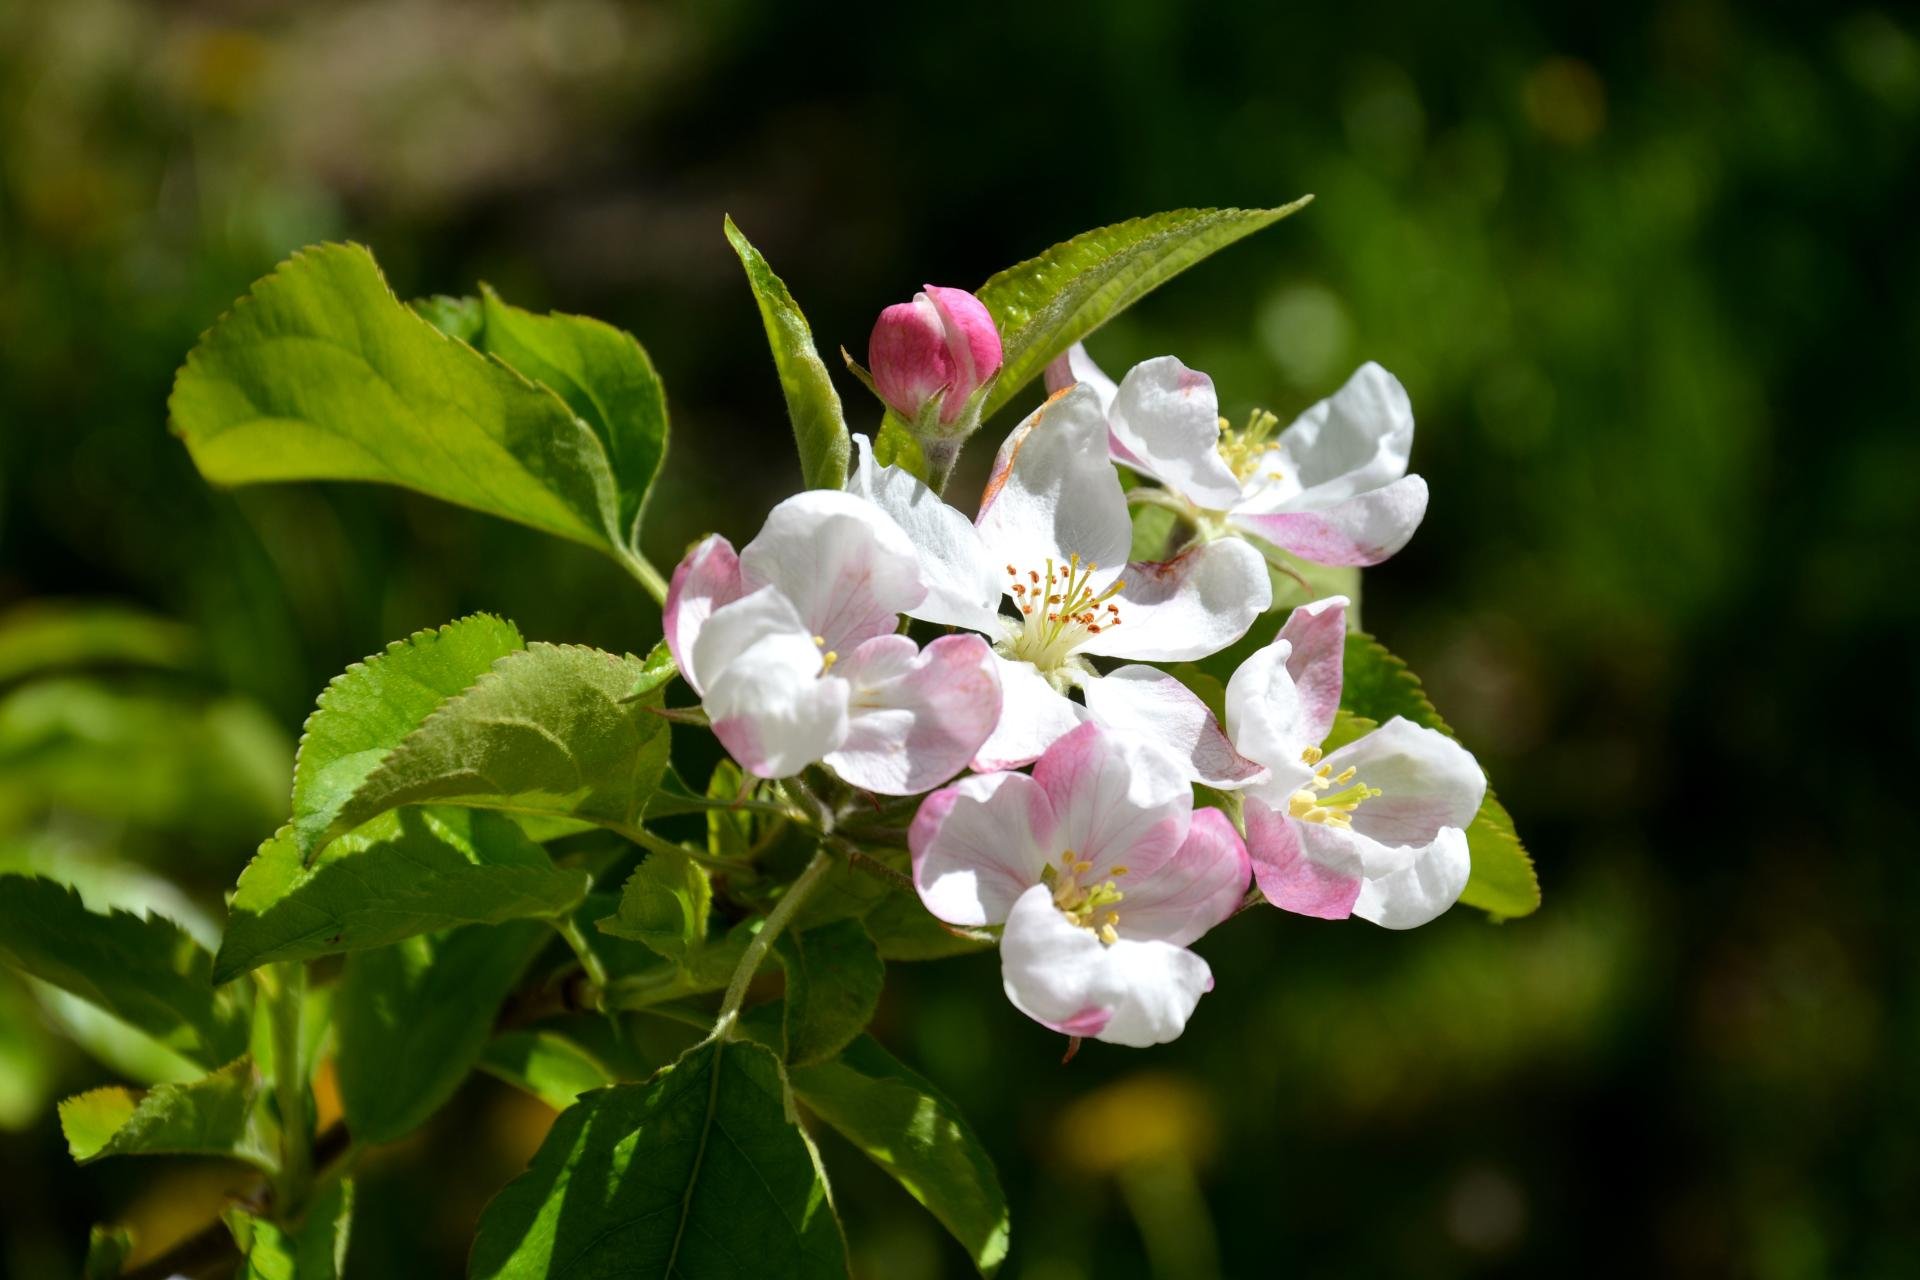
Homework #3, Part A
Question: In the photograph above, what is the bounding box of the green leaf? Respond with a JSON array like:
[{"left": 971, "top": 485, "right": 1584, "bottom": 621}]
[
  {"left": 169, "top": 243, "right": 642, "bottom": 570},
  {"left": 480, "top": 1030, "right": 617, "bottom": 1111},
  {"left": 215, "top": 808, "right": 588, "bottom": 982},
  {"left": 412, "top": 293, "right": 484, "bottom": 342},
  {"left": 84, "top": 1225, "right": 135, "bottom": 1279},
  {"left": 0, "top": 876, "right": 249, "bottom": 1068},
  {"left": 58, "top": 1056, "right": 273, "bottom": 1169},
  {"left": 293, "top": 614, "right": 525, "bottom": 855},
  {"left": 227, "top": 1176, "right": 354, "bottom": 1280},
  {"left": 318, "top": 643, "right": 670, "bottom": 853},
  {"left": 723, "top": 217, "right": 850, "bottom": 490},
  {"left": 871, "top": 409, "right": 929, "bottom": 483},
  {"left": 470, "top": 1037, "right": 847, "bottom": 1278},
  {"left": 977, "top": 201, "right": 1313, "bottom": 417},
  {"left": 705, "top": 760, "right": 753, "bottom": 857},
  {"left": 599, "top": 848, "right": 711, "bottom": 965},
  {"left": 0, "top": 601, "right": 196, "bottom": 685},
  {"left": 1339, "top": 631, "right": 1541, "bottom": 919},
  {"left": 861, "top": 889, "right": 992, "bottom": 962},
  {"left": 791, "top": 1036, "right": 1008, "bottom": 1275},
  {"left": 777, "top": 920, "right": 883, "bottom": 1067},
  {"left": 334, "top": 921, "right": 550, "bottom": 1144}
]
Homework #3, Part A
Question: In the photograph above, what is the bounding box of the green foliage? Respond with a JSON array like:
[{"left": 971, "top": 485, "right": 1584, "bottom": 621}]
[
  {"left": 872, "top": 408, "right": 929, "bottom": 482},
  {"left": 83, "top": 1225, "right": 134, "bottom": 1279},
  {"left": 862, "top": 887, "right": 992, "bottom": 962},
  {"left": 1339, "top": 631, "right": 1541, "bottom": 919},
  {"left": 334, "top": 921, "right": 551, "bottom": 1144},
  {"left": 599, "top": 847, "right": 712, "bottom": 965},
  {"left": 777, "top": 919, "right": 883, "bottom": 1067},
  {"left": 791, "top": 1036, "right": 1009, "bottom": 1275},
  {"left": 0, "top": 602, "right": 196, "bottom": 685},
  {"left": 168, "top": 243, "right": 657, "bottom": 576},
  {"left": 978, "top": 201, "right": 1313, "bottom": 417},
  {"left": 315, "top": 642, "right": 670, "bottom": 851},
  {"left": 227, "top": 1177, "right": 355, "bottom": 1280},
  {"left": 479, "top": 1031, "right": 617, "bottom": 1111},
  {"left": 469, "top": 1037, "right": 848, "bottom": 1278},
  {"left": 0, "top": 876, "right": 249, "bottom": 1068},
  {"left": 292, "top": 614, "right": 525, "bottom": 855},
  {"left": 57, "top": 1056, "right": 274, "bottom": 1169},
  {"left": 723, "top": 217, "right": 851, "bottom": 490},
  {"left": 215, "top": 808, "right": 588, "bottom": 982}
]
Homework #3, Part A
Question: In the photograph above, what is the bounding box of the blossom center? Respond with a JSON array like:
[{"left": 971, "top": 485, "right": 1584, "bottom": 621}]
[
  {"left": 812, "top": 634, "right": 838, "bottom": 674},
  {"left": 1287, "top": 745, "right": 1381, "bottom": 828},
  {"left": 1040, "top": 849, "right": 1129, "bottom": 945},
  {"left": 1002, "top": 555, "right": 1124, "bottom": 672},
  {"left": 1217, "top": 408, "right": 1286, "bottom": 485}
]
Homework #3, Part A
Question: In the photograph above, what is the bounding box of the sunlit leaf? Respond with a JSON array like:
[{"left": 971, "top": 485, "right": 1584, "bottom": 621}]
[
  {"left": 599, "top": 848, "right": 711, "bottom": 966},
  {"left": 58, "top": 1056, "right": 273, "bottom": 1170},
  {"left": 480, "top": 1031, "right": 617, "bottom": 1111},
  {"left": 226, "top": 1176, "right": 354, "bottom": 1280}
]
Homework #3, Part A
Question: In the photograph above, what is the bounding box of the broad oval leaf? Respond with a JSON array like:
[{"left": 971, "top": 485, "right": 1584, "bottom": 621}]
[
  {"left": 469, "top": 1037, "right": 848, "bottom": 1279},
  {"left": 724, "top": 217, "right": 850, "bottom": 490},
  {"left": 0, "top": 875, "right": 249, "bottom": 1068},
  {"left": 1339, "top": 631, "right": 1541, "bottom": 919},
  {"left": 318, "top": 642, "right": 670, "bottom": 854},
  {"left": 334, "top": 921, "right": 550, "bottom": 1144},
  {"left": 791, "top": 1036, "right": 1009, "bottom": 1276},
  {"left": 168, "top": 243, "right": 647, "bottom": 572},
  {"left": 214, "top": 808, "right": 588, "bottom": 983},
  {"left": 58, "top": 1056, "right": 274, "bottom": 1170},
  {"left": 777, "top": 920, "right": 883, "bottom": 1067},
  {"left": 599, "top": 847, "right": 711, "bottom": 965},
  {"left": 978, "top": 201, "right": 1313, "bottom": 417},
  {"left": 479, "top": 1031, "right": 617, "bottom": 1112}
]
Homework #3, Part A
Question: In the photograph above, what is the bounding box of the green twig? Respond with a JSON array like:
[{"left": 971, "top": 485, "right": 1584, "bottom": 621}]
[
  {"left": 713, "top": 846, "right": 833, "bottom": 1037},
  {"left": 620, "top": 549, "right": 670, "bottom": 605},
  {"left": 265, "top": 962, "right": 311, "bottom": 1215},
  {"left": 623, "top": 822, "right": 757, "bottom": 879},
  {"left": 553, "top": 915, "right": 609, "bottom": 1009}
]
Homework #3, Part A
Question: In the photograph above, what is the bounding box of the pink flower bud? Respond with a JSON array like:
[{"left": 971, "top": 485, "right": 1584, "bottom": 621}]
[{"left": 867, "top": 285, "right": 1002, "bottom": 426}]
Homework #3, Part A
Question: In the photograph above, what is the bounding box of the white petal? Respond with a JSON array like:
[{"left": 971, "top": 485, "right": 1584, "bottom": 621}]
[
  {"left": 739, "top": 490, "right": 927, "bottom": 654},
  {"left": 1323, "top": 717, "right": 1486, "bottom": 849},
  {"left": 1243, "top": 798, "right": 1363, "bottom": 920},
  {"left": 1275, "top": 595, "right": 1349, "bottom": 746},
  {"left": 1076, "top": 537, "right": 1271, "bottom": 662},
  {"left": 1031, "top": 721, "right": 1190, "bottom": 880},
  {"left": 975, "top": 384, "right": 1132, "bottom": 580},
  {"left": 1106, "top": 357, "right": 1243, "bottom": 509},
  {"left": 970, "top": 654, "right": 1087, "bottom": 771},
  {"left": 662, "top": 534, "right": 744, "bottom": 696},
  {"left": 1080, "top": 665, "right": 1265, "bottom": 788},
  {"left": 1242, "top": 361, "right": 1415, "bottom": 512},
  {"left": 1112, "top": 807, "right": 1250, "bottom": 946},
  {"left": 690, "top": 586, "right": 813, "bottom": 686},
  {"left": 909, "top": 772, "right": 1055, "bottom": 926},
  {"left": 848, "top": 435, "right": 1004, "bottom": 634},
  {"left": 1230, "top": 475, "right": 1429, "bottom": 567},
  {"left": 825, "top": 634, "right": 1001, "bottom": 796},
  {"left": 1224, "top": 638, "right": 1318, "bottom": 790},
  {"left": 1351, "top": 825, "right": 1471, "bottom": 929},
  {"left": 704, "top": 631, "right": 850, "bottom": 780},
  {"left": 1043, "top": 341, "right": 1119, "bottom": 412},
  {"left": 1000, "top": 884, "right": 1214, "bottom": 1047}
]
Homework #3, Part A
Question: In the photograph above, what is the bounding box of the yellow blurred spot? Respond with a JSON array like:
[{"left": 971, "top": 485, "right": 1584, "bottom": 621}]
[
  {"left": 313, "top": 1055, "right": 342, "bottom": 1130},
  {"left": 1522, "top": 57, "right": 1607, "bottom": 146},
  {"left": 183, "top": 29, "right": 270, "bottom": 114},
  {"left": 1051, "top": 1072, "right": 1216, "bottom": 1174}
]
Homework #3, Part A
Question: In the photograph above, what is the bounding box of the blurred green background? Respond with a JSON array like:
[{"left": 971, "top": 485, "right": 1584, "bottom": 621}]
[{"left": 3, "top": 0, "right": 1917, "bottom": 1275}]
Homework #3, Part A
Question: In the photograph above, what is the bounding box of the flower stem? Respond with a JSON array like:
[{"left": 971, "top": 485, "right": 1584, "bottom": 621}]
[
  {"left": 713, "top": 846, "right": 833, "bottom": 1037},
  {"left": 265, "top": 962, "right": 311, "bottom": 1214},
  {"left": 553, "top": 915, "right": 609, "bottom": 1009},
  {"left": 620, "top": 548, "right": 670, "bottom": 605}
]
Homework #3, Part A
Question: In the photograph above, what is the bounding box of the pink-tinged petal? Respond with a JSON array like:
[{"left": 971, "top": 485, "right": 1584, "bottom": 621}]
[
  {"left": 1031, "top": 721, "right": 1190, "bottom": 880},
  {"left": 739, "top": 490, "right": 927, "bottom": 653},
  {"left": 1107, "top": 357, "right": 1243, "bottom": 510},
  {"left": 1243, "top": 798, "right": 1362, "bottom": 920},
  {"left": 910, "top": 772, "right": 1056, "bottom": 927},
  {"left": 922, "top": 286, "right": 1002, "bottom": 421},
  {"left": 970, "top": 654, "right": 1087, "bottom": 772},
  {"left": 848, "top": 435, "right": 1004, "bottom": 634},
  {"left": 1000, "top": 884, "right": 1214, "bottom": 1047},
  {"left": 1241, "top": 361, "right": 1416, "bottom": 513},
  {"left": 869, "top": 295, "right": 954, "bottom": 421},
  {"left": 825, "top": 634, "right": 1001, "bottom": 796},
  {"left": 1224, "top": 638, "right": 1319, "bottom": 794},
  {"left": 1275, "top": 595, "right": 1349, "bottom": 745},
  {"left": 975, "top": 384, "right": 1132, "bottom": 581},
  {"left": 1080, "top": 665, "right": 1266, "bottom": 789},
  {"left": 1114, "top": 807, "right": 1250, "bottom": 946},
  {"left": 663, "top": 535, "right": 744, "bottom": 695},
  {"left": 1043, "top": 341, "right": 1120, "bottom": 412},
  {"left": 1351, "top": 825, "right": 1470, "bottom": 929},
  {"left": 689, "top": 587, "right": 813, "bottom": 687},
  {"left": 1076, "top": 538, "right": 1271, "bottom": 663},
  {"left": 704, "top": 631, "right": 850, "bottom": 780},
  {"left": 1324, "top": 717, "right": 1486, "bottom": 849},
  {"left": 1230, "top": 474, "right": 1429, "bottom": 567}
]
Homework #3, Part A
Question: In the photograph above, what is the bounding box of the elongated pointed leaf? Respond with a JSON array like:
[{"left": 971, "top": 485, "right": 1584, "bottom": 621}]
[
  {"left": 0, "top": 602, "right": 195, "bottom": 685},
  {"left": 778, "top": 920, "right": 883, "bottom": 1067},
  {"left": 319, "top": 642, "right": 670, "bottom": 853},
  {"left": 599, "top": 847, "right": 711, "bottom": 965},
  {"left": 1339, "top": 631, "right": 1541, "bottom": 918},
  {"left": 58, "top": 1056, "right": 273, "bottom": 1169},
  {"left": 471, "top": 1037, "right": 847, "bottom": 1278},
  {"left": 724, "top": 218, "right": 850, "bottom": 490},
  {"left": 293, "top": 615, "right": 525, "bottom": 853},
  {"left": 215, "top": 808, "right": 588, "bottom": 982},
  {"left": 335, "top": 921, "right": 550, "bottom": 1144},
  {"left": 227, "top": 1176, "right": 354, "bottom": 1280},
  {"left": 480, "top": 1031, "right": 617, "bottom": 1111},
  {"left": 0, "top": 876, "right": 249, "bottom": 1068},
  {"left": 792, "top": 1036, "right": 1008, "bottom": 1275},
  {"left": 978, "top": 202, "right": 1313, "bottom": 417},
  {"left": 169, "top": 243, "right": 640, "bottom": 567}
]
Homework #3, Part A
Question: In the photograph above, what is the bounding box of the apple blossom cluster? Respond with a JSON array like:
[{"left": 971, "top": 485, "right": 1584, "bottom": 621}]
[{"left": 665, "top": 285, "right": 1484, "bottom": 1049}]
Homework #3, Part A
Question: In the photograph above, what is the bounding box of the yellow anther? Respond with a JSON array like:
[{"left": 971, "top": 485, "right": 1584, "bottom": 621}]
[
  {"left": 1109, "top": 865, "right": 1130, "bottom": 877},
  {"left": 819, "top": 650, "right": 838, "bottom": 673},
  {"left": 1301, "top": 745, "right": 1323, "bottom": 765},
  {"left": 1074, "top": 860, "right": 1094, "bottom": 875}
]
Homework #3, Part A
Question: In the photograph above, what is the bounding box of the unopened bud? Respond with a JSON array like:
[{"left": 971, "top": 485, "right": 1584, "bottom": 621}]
[{"left": 867, "top": 286, "right": 1002, "bottom": 428}]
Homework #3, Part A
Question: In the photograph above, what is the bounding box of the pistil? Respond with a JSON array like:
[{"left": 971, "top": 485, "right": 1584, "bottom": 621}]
[{"left": 1040, "top": 849, "right": 1129, "bottom": 945}]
